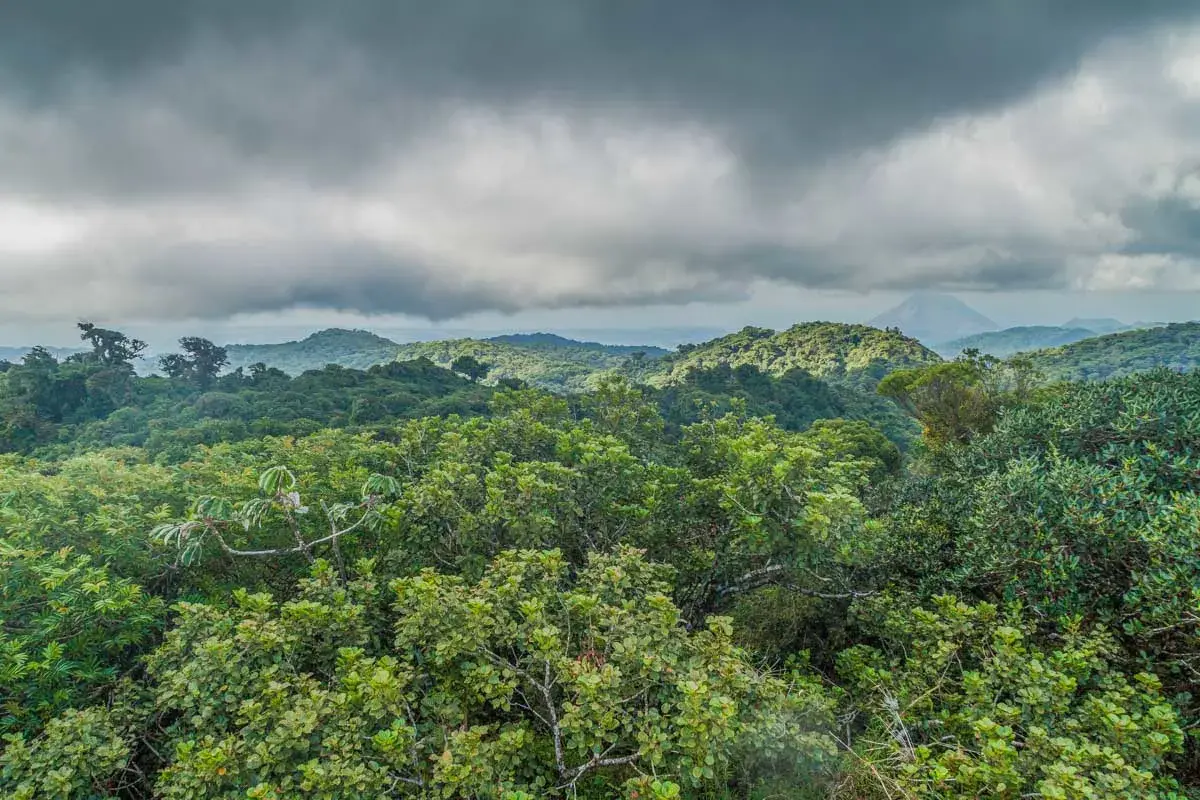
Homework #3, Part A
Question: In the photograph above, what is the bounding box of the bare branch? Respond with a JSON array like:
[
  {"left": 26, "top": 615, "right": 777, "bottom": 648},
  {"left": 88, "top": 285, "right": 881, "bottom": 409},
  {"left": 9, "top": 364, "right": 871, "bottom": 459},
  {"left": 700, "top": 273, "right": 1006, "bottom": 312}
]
[{"left": 200, "top": 503, "right": 376, "bottom": 562}]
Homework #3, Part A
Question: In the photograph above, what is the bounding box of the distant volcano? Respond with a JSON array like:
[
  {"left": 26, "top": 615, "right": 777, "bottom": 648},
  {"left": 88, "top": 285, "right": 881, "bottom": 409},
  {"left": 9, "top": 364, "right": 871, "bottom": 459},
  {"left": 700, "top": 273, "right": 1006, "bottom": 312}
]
[{"left": 869, "top": 293, "right": 999, "bottom": 345}]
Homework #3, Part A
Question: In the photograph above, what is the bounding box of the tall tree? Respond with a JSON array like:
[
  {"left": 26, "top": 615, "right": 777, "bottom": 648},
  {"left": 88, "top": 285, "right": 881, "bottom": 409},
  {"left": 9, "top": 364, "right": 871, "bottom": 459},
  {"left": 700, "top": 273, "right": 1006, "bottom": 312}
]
[
  {"left": 76, "top": 322, "right": 147, "bottom": 366},
  {"left": 877, "top": 349, "right": 1039, "bottom": 447},
  {"left": 450, "top": 354, "right": 491, "bottom": 382},
  {"left": 159, "top": 337, "right": 228, "bottom": 388}
]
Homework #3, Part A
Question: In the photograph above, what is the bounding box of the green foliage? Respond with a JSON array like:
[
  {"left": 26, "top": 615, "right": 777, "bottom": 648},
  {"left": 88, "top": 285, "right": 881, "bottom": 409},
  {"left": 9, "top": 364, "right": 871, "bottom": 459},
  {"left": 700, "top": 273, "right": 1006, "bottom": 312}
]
[
  {"left": 651, "top": 323, "right": 942, "bottom": 391},
  {"left": 230, "top": 389, "right": 881, "bottom": 631},
  {"left": 901, "top": 368, "right": 1200, "bottom": 628},
  {"left": 142, "top": 386, "right": 886, "bottom": 636},
  {"left": 2, "top": 324, "right": 930, "bottom": 458},
  {"left": 488, "top": 333, "right": 666, "bottom": 356},
  {"left": 1025, "top": 321, "right": 1200, "bottom": 382},
  {"left": 800, "top": 419, "right": 902, "bottom": 484},
  {"left": 0, "top": 346, "right": 84, "bottom": 364},
  {"left": 878, "top": 350, "right": 1038, "bottom": 446},
  {"left": 579, "top": 376, "right": 668, "bottom": 455},
  {"left": 225, "top": 329, "right": 671, "bottom": 392},
  {"left": 158, "top": 337, "right": 229, "bottom": 388},
  {"left": 390, "top": 547, "right": 838, "bottom": 794},
  {"left": 1066, "top": 317, "right": 1149, "bottom": 335},
  {"left": 11, "top": 551, "right": 837, "bottom": 799},
  {"left": 878, "top": 369, "right": 1200, "bottom": 782},
  {"left": 0, "top": 542, "right": 163, "bottom": 735},
  {"left": 6, "top": 320, "right": 1200, "bottom": 796},
  {"left": 152, "top": 463, "right": 395, "bottom": 573},
  {"left": 0, "top": 450, "right": 183, "bottom": 577},
  {"left": 0, "top": 706, "right": 133, "bottom": 799},
  {"left": 392, "top": 336, "right": 668, "bottom": 392},
  {"left": 0, "top": 353, "right": 492, "bottom": 458},
  {"left": 450, "top": 353, "right": 491, "bottom": 383},
  {"left": 77, "top": 322, "right": 148, "bottom": 367},
  {"left": 0, "top": 346, "right": 139, "bottom": 451},
  {"left": 839, "top": 597, "right": 1185, "bottom": 799},
  {"left": 653, "top": 363, "right": 919, "bottom": 447}
]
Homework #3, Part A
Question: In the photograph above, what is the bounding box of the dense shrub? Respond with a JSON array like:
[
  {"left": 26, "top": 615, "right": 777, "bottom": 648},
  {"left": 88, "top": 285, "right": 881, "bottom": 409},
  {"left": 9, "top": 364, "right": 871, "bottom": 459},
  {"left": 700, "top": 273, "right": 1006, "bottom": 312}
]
[{"left": 838, "top": 597, "right": 1186, "bottom": 799}]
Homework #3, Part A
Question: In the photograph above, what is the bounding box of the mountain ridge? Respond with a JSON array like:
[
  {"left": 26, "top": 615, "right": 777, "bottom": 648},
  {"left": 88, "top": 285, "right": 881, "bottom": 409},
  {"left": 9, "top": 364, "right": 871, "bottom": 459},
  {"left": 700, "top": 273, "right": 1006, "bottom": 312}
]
[
  {"left": 936, "top": 325, "right": 1098, "bottom": 358},
  {"left": 485, "top": 332, "right": 669, "bottom": 356},
  {"left": 221, "top": 328, "right": 669, "bottom": 391},
  {"left": 214, "top": 322, "right": 940, "bottom": 395},
  {"left": 0, "top": 345, "right": 87, "bottom": 364},
  {"left": 225, "top": 328, "right": 404, "bottom": 374},
  {"left": 869, "top": 292, "right": 999, "bottom": 344},
  {"left": 390, "top": 336, "right": 668, "bottom": 392},
  {"left": 1024, "top": 321, "right": 1200, "bottom": 381}
]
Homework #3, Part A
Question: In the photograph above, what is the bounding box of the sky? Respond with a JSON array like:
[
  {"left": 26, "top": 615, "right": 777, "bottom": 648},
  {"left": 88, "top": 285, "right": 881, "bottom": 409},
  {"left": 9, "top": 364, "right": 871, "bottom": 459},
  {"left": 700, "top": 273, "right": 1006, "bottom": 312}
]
[{"left": 3, "top": 1, "right": 1200, "bottom": 348}]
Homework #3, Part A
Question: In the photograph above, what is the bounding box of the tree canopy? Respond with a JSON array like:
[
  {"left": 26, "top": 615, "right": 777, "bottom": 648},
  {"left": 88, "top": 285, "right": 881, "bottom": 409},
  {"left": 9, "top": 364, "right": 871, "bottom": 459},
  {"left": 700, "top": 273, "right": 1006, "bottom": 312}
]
[
  {"left": 2, "top": 322, "right": 1199, "bottom": 798},
  {"left": 158, "top": 337, "right": 229, "bottom": 388}
]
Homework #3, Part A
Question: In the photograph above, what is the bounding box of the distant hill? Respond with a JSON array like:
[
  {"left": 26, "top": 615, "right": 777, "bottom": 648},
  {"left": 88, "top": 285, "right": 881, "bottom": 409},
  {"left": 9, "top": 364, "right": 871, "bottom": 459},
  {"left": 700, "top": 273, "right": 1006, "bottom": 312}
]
[
  {"left": 0, "top": 345, "right": 86, "bottom": 363},
  {"left": 222, "top": 328, "right": 671, "bottom": 391},
  {"left": 225, "top": 329, "right": 403, "bottom": 374},
  {"left": 1063, "top": 317, "right": 1129, "bottom": 335},
  {"left": 392, "top": 336, "right": 667, "bottom": 392},
  {"left": 486, "top": 332, "right": 669, "bottom": 356},
  {"left": 1062, "top": 317, "right": 1164, "bottom": 336},
  {"left": 1026, "top": 322, "right": 1200, "bottom": 381},
  {"left": 546, "top": 327, "right": 729, "bottom": 349},
  {"left": 869, "top": 292, "right": 998, "bottom": 344},
  {"left": 649, "top": 322, "right": 942, "bottom": 390},
  {"left": 0, "top": 344, "right": 164, "bottom": 376},
  {"left": 936, "top": 326, "right": 1098, "bottom": 359}
]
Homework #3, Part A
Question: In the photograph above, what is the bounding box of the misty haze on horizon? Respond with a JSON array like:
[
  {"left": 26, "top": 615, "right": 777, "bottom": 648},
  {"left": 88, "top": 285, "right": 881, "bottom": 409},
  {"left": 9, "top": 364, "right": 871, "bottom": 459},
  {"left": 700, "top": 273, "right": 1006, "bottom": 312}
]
[
  {"left": 5, "top": 2, "right": 1200, "bottom": 348},
  {"left": 0, "top": 290, "right": 1180, "bottom": 361}
]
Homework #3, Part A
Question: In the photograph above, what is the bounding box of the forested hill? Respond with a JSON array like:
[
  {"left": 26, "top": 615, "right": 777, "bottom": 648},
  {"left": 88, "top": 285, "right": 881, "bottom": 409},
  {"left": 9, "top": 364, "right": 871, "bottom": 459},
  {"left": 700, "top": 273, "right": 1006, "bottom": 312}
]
[
  {"left": 224, "top": 328, "right": 403, "bottom": 374},
  {"left": 0, "top": 322, "right": 916, "bottom": 460},
  {"left": 486, "top": 332, "right": 669, "bottom": 356},
  {"left": 0, "top": 345, "right": 85, "bottom": 364},
  {"left": 217, "top": 325, "right": 938, "bottom": 396},
  {"left": 1025, "top": 321, "right": 1200, "bottom": 381},
  {"left": 390, "top": 336, "right": 666, "bottom": 392},
  {"left": 650, "top": 322, "right": 942, "bottom": 389},
  {"left": 935, "top": 325, "right": 1098, "bottom": 358},
  {"left": 222, "top": 328, "right": 669, "bottom": 391},
  {"left": 1064, "top": 316, "right": 1145, "bottom": 334}
]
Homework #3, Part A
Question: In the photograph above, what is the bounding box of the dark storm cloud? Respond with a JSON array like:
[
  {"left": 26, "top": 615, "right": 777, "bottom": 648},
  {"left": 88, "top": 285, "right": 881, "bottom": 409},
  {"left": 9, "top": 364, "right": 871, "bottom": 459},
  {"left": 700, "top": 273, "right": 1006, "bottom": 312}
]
[
  {"left": 1, "top": 0, "right": 1200, "bottom": 320},
  {"left": 6, "top": 1, "right": 1192, "bottom": 174},
  {"left": 1120, "top": 190, "right": 1200, "bottom": 258}
]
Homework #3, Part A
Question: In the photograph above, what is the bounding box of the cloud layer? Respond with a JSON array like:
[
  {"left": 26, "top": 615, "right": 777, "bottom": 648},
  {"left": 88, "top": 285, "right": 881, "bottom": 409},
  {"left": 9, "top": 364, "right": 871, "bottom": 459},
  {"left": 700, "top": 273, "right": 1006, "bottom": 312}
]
[{"left": 3, "top": 1, "right": 1200, "bottom": 321}]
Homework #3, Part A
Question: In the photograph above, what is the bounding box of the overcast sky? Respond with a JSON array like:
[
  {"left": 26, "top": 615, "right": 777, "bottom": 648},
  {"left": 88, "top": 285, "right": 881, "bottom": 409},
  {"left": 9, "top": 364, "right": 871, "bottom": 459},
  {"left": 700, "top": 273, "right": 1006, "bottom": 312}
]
[{"left": 3, "top": 1, "right": 1200, "bottom": 347}]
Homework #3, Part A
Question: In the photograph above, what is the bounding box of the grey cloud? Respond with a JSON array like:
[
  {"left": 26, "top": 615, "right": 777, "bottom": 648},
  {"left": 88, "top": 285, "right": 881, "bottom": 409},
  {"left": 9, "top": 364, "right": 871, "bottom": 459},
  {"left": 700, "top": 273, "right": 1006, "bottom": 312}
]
[
  {"left": 2, "top": 1, "right": 1200, "bottom": 321},
  {"left": 7, "top": 1, "right": 1194, "bottom": 174},
  {"left": 1119, "top": 192, "right": 1200, "bottom": 258},
  {"left": 0, "top": 233, "right": 748, "bottom": 322}
]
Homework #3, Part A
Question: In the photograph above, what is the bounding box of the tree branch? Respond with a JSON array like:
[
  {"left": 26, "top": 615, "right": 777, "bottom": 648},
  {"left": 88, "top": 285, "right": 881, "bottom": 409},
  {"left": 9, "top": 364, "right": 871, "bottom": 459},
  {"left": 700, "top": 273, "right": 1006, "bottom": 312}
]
[
  {"left": 203, "top": 504, "right": 375, "bottom": 561},
  {"left": 479, "top": 649, "right": 568, "bottom": 777},
  {"left": 559, "top": 743, "right": 640, "bottom": 791},
  {"left": 716, "top": 563, "right": 875, "bottom": 601}
]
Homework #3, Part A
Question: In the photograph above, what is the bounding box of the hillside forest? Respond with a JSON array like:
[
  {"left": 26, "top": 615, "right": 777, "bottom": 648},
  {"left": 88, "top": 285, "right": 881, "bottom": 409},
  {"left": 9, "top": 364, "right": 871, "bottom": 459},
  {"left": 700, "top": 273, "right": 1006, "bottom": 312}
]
[{"left": 1, "top": 321, "right": 1199, "bottom": 799}]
